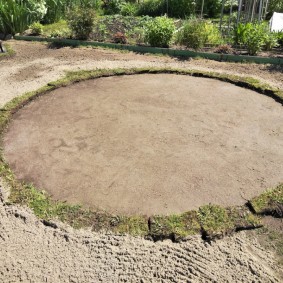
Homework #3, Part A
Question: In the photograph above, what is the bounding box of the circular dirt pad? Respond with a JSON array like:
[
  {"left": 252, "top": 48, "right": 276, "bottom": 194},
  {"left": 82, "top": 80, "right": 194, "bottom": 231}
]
[{"left": 3, "top": 74, "right": 283, "bottom": 215}]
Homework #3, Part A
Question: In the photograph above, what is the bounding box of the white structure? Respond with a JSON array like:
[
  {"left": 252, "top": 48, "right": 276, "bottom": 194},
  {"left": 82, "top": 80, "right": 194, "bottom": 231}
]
[{"left": 270, "top": 12, "right": 283, "bottom": 32}]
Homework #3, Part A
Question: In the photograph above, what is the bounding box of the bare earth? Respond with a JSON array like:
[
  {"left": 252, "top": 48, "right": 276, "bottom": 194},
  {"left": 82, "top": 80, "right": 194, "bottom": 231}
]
[
  {"left": 0, "top": 40, "right": 283, "bottom": 282},
  {"left": 3, "top": 74, "right": 283, "bottom": 215}
]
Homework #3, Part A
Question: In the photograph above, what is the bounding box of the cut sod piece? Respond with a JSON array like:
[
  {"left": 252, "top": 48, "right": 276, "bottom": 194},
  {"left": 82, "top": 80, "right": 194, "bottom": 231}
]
[
  {"left": 149, "top": 211, "right": 201, "bottom": 241},
  {"left": 198, "top": 204, "right": 262, "bottom": 241},
  {"left": 249, "top": 184, "right": 283, "bottom": 217}
]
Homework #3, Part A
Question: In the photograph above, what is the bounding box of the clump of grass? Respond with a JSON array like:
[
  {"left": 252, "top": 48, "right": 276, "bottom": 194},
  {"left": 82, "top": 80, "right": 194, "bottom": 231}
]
[
  {"left": 227, "top": 206, "right": 262, "bottom": 229},
  {"left": 249, "top": 184, "right": 283, "bottom": 217},
  {"left": 149, "top": 211, "right": 201, "bottom": 241},
  {"left": 198, "top": 204, "right": 262, "bottom": 240},
  {"left": 111, "top": 215, "right": 148, "bottom": 236},
  {"left": 0, "top": 43, "right": 15, "bottom": 59},
  {"left": 198, "top": 204, "right": 234, "bottom": 240}
]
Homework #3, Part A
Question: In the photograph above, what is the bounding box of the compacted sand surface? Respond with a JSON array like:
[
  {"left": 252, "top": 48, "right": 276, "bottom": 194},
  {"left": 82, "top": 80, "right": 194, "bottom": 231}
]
[
  {"left": 0, "top": 40, "right": 282, "bottom": 282},
  {"left": 3, "top": 74, "right": 283, "bottom": 215}
]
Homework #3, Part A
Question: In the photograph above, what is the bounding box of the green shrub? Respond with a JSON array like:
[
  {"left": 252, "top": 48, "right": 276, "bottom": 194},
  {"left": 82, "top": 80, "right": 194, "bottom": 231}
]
[
  {"left": 244, "top": 23, "right": 265, "bottom": 55},
  {"left": 196, "top": 0, "right": 222, "bottom": 18},
  {"left": 268, "top": 0, "right": 283, "bottom": 14},
  {"left": 263, "top": 32, "right": 278, "bottom": 51},
  {"left": 145, "top": 16, "right": 175, "bottom": 47},
  {"left": 120, "top": 2, "right": 138, "bottom": 16},
  {"left": 67, "top": 7, "right": 96, "bottom": 40},
  {"left": 277, "top": 32, "right": 283, "bottom": 47},
  {"left": 233, "top": 23, "right": 248, "bottom": 46},
  {"left": 203, "top": 21, "right": 223, "bottom": 45},
  {"left": 138, "top": 0, "right": 164, "bottom": 17},
  {"left": 103, "top": 0, "right": 124, "bottom": 14},
  {"left": 43, "top": 0, "right": 102, "bottom": 24},
  {"left": 234, "top": 22, "right": 277, "bottom": 55},
  {"left": 167, "top": 0, "right": 196, "bottom": 18},
  {"left": 177, "top": 19, "right": 222, "bottom": 50},
  {"left": 29, "top": 22, "right": 43, "bottom": 35}
]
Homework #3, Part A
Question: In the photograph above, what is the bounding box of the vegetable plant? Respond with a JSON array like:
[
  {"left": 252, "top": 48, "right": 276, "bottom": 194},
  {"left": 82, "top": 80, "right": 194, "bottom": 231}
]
[{"left": 145, "top": 16, "right": 175, "bottom": 47}]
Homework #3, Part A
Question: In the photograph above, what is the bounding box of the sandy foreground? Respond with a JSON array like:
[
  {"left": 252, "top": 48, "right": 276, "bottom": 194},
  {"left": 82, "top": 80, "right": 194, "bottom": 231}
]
[{"left": 0, "top": 40, "right": 282, "bottom": 282}]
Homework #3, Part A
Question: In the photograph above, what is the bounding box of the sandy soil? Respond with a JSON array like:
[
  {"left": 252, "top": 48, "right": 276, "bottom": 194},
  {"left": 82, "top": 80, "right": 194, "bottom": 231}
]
[
  {"left": 0, "top": 199, "right": 282, "bottom": 283},
  {"left": 0, "top": 40, "right": 282, "bottom": 282},
  {"left": 3, "top": 74, "right": 283, "bottom": 215}
]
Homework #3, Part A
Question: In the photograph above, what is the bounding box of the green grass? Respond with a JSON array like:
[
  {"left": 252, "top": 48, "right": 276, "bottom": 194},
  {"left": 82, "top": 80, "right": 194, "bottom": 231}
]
[
  {"left": 198, "top": 205, "right": 262, "bottom": 240},
  {"left": 249, "top": 184, "right": 283, "bottom": 216},
  {"left": 0, "top": 67, "right": 281, "bottom": 239},
  {"left": 198, "top": 205, "right": 234, "bottom": 239},
  {"left": 42, "top": 20, "right": 70, "bottom": 38},
  {"left": 111, "top": 215, "right": 148, "bottom": 236},
  {"left": 0, "top": 43, "right": 15, "bottom": 59},
  {"left": 149, "top": 211, "right": 201, "bottom": 241}
]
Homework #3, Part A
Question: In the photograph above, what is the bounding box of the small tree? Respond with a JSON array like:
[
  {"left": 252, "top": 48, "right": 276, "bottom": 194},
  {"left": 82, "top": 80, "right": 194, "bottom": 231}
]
[{"left": 67, "top": 7, "right": 96, "bottom": 40}]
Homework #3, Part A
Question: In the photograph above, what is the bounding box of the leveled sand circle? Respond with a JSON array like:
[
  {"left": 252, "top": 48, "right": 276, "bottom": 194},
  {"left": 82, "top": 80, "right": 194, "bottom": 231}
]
[{"left": 3, "top": 74, "right": 283, "bottom": 215}]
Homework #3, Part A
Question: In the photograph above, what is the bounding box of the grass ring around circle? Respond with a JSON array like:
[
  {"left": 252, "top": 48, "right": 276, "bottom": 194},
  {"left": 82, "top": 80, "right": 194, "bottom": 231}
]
[{"left": 0, "top": 67, "right": 282, "bottom": 241}]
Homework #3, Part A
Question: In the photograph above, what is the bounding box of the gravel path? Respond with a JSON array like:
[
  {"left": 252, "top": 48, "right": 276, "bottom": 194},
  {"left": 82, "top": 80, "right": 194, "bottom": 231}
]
[{"left": 0, "top": 40, "right": 282, "bottom": 282}]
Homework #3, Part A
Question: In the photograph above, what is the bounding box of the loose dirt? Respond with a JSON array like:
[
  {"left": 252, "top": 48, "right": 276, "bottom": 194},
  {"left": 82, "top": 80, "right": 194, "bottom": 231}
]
[
  {"left": 3, "top": 74, "right": 283, "bottom": 215},
  {"left": 0, "top": 40, "right": 282, "bottom": 282}
]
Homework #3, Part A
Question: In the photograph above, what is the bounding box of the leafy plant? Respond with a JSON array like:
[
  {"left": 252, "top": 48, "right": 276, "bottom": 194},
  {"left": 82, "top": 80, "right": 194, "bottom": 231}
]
[
  {"left": 246, "top": 23, "right": 268, "bottom": 55},
  {"left": 120, "top": 1, "right": 137, "bottom": 16},
  {"left": 233, "top": 22, "right": 249, "bottom": 46},
  {"left": 276, "top": 31, "right": 283, "bottom": 47},
  {"left": 203, "top": 21, "right": 223, "bottom": 45},
  {"left": 67, "top": 7, "right": 96, "bottom": 40},
  {"left": 177, "top": 19, "right": 222, "bottom": 50},
  {"left": 263, "top": 32, "right": 279, "bottom": 51},
  {"left": 29, "top": 22, "right": 44, "bottom": 35},
  {"left": 145, "top": 16, "right": 175, "bottom": 47},
  {"left": 137, "top": 0, "right": 164, "bottom": 17},
  {"left": 268, "top": 0, "right": 283, "bottom": 13},
  {"left": 103, "top": 0, "right": 124, "bottom": 14},
  {"left": 0, "top": 0, "right": 47, "bottom": 35},
  {"left": 196, "top": 0, "right": 222, "bottom": 18},
  {"left": 167, "top": 0, "right": 196, "bottom": 18},
  {"left": 234, "top": 22, "right": 277, "bottom": 55}
]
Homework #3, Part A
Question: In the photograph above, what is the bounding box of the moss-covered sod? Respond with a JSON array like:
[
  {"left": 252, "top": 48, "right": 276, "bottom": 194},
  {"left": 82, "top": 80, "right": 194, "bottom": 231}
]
[
  {"left": 0, "top": 43, "right": 15, "bottom": 59},
  {"left": 249, "top": 184, "right": 283, "bottom": 217},
  {"left": 0, "top": 67, "right": 282, "bottom": 240}
]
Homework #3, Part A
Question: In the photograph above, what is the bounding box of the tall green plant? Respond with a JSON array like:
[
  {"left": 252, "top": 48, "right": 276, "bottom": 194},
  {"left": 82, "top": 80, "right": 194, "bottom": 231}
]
[
  {"left": 43, "top": 0, "right": 102, "bottom": 24},
  {"left": 234, "top": 22, "right": 278, "bottom": 55},
  {"left": 0, "top": 0, "right": 28, "bottom": 35},
  {"left": 167, "top": 0, "right": 196, "bottom": 18},
  {"left": 0, "top": 0, "right": 47, "bottom": 35},
  {"left": 145, "top": 16, "right": 175, "bottom": 47},
  {"left": 67, "top": 6, "right": 96, "bottom": 40},
  {"left": 177, "top": 19, "right": 222, "bottom": 50}
]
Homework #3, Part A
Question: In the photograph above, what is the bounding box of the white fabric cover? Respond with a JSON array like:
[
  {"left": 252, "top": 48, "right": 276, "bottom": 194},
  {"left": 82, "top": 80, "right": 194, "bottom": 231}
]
[{"left": 270, "top": 12, "right": 283, "bottom": 32}]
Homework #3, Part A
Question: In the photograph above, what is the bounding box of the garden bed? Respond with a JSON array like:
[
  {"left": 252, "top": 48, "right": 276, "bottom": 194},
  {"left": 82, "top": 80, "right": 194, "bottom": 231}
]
[{"left": 14, "top": 35, "right": 283, "bottom": 65}]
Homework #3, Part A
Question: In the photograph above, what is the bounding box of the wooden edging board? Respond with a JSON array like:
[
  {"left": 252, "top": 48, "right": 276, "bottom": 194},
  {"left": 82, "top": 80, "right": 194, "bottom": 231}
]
[{"left": 14, "top": 35, "right": 283, "bottom": 65}]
